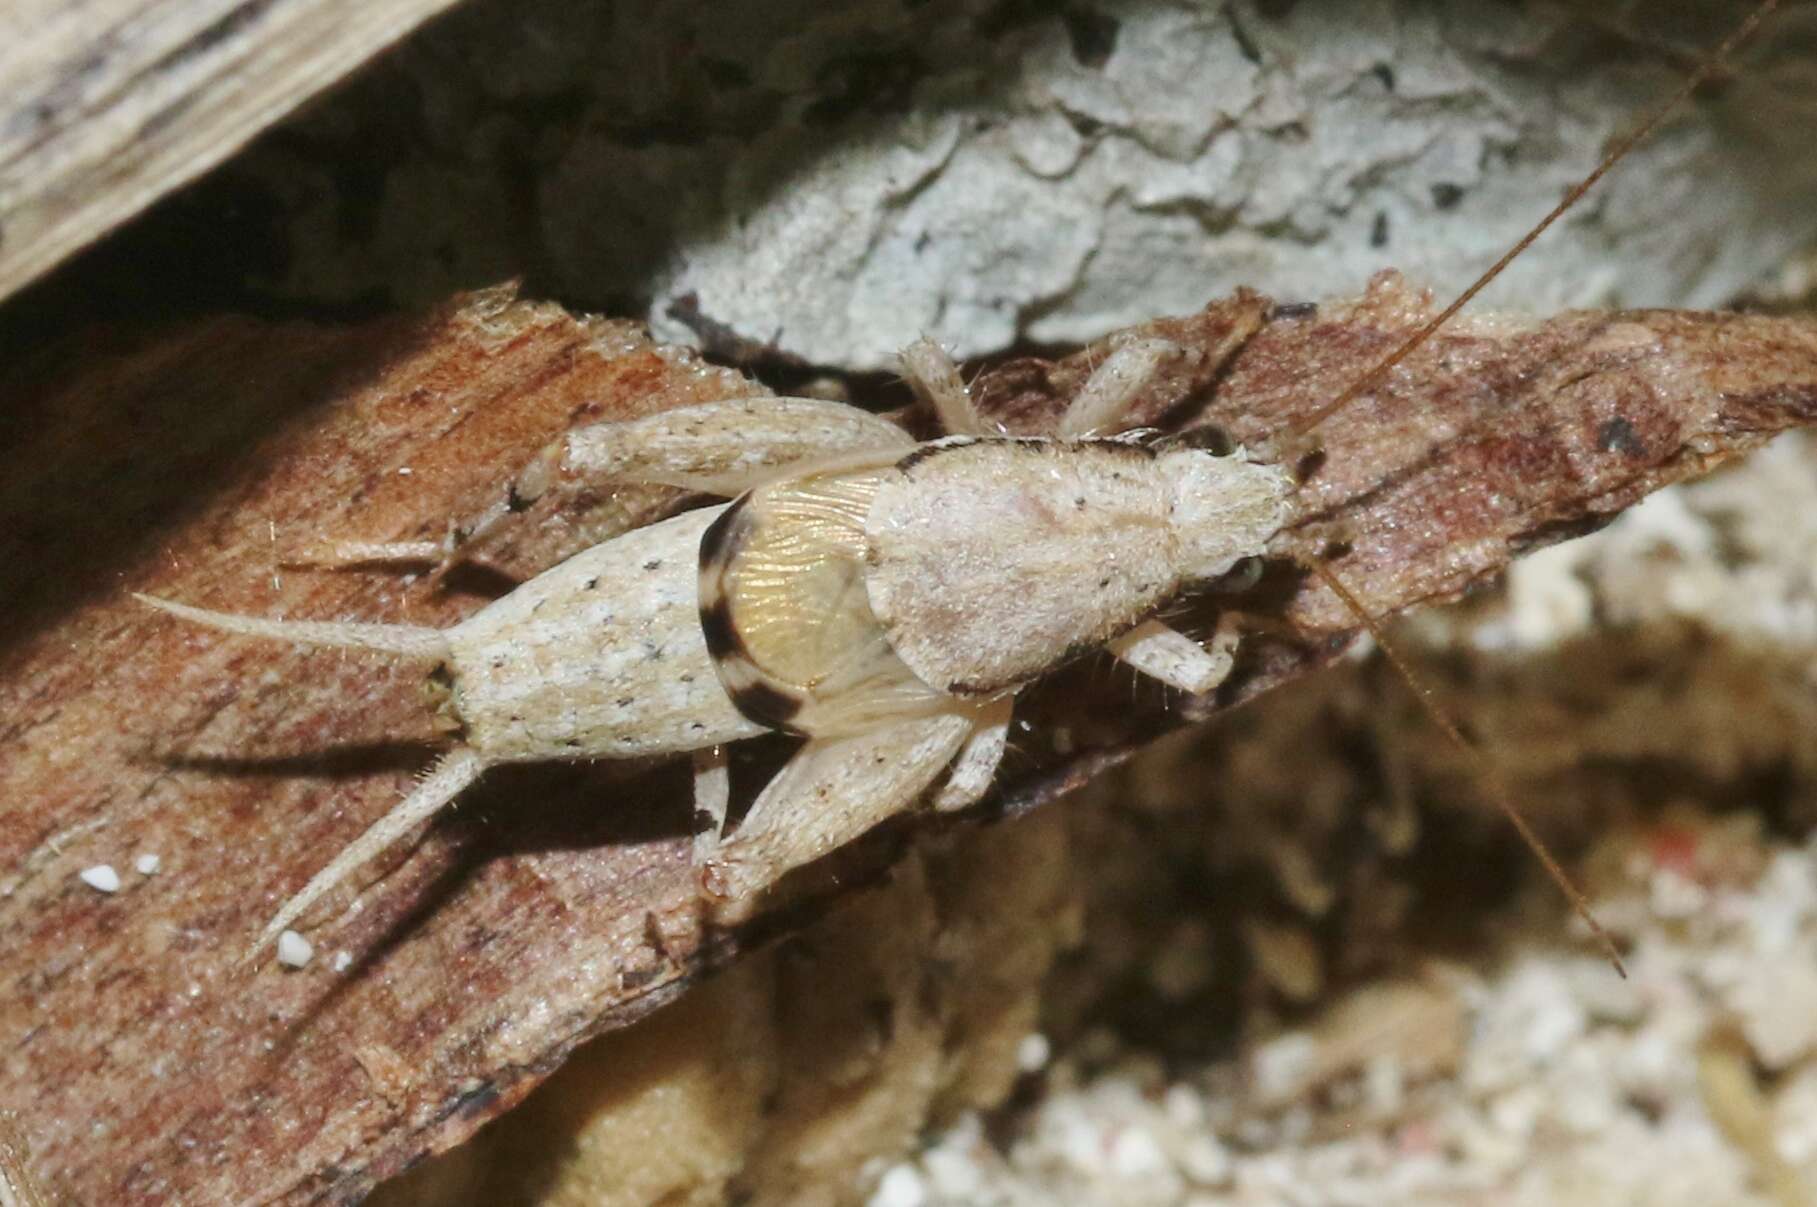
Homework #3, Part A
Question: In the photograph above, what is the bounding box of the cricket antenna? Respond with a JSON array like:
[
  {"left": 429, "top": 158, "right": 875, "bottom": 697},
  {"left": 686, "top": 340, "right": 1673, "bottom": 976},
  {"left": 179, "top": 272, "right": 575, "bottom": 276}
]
[
  {"left": 1289, "top": 0, "right": 1783, "bottom": 439},
  {"left": 1279, "top": 0, "right": 1784, "bottom": 978},
  {"left": 1311, "top": 562, "right": 1628, "bottom": 978}
]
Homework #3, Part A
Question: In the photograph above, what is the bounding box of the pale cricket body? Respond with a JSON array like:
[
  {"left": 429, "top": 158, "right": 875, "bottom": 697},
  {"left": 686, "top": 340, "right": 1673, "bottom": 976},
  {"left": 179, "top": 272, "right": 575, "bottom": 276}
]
[
  {"left": 142, "top": 342, "right": 1294, "bottom": 956},
  {"left": 137, "top": 0, "right": 1779, "bottom": 966}
]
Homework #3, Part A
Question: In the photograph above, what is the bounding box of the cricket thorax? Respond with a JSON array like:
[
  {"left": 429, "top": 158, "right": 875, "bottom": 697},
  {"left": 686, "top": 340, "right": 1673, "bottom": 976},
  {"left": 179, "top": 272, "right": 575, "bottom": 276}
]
[
  {"left": 703, "top": 438, "right": 1295, "bottom": 717},
  {"left": 866, "top": 439, "right": 1289, "bottom": 694}
]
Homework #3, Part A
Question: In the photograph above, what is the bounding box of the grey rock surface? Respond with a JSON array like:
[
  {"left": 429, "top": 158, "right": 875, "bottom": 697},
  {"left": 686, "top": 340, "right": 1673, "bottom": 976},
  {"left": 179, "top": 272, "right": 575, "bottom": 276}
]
[{"left": 243, "top": 0, "right": 1817, "bottom": 368}]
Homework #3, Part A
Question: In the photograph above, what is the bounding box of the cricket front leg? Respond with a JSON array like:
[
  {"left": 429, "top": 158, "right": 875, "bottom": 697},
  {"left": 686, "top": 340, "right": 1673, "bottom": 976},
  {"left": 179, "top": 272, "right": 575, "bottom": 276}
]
[
  {"left": 898, "top": 337, "right": 999, "bottom": 437},
  {"left": 932, "top": 695, "right": 1015, "bottom": 811},
  {"left": 1057, "top": 337, "right": 1181, "bottom": 437},
  {"left": 299, "top": 396, "right": 918, "bottom": 573},
  {"left": 699, "top": 712, "right": 974, "bottom": 920},
  {"left": 900, "top": 333, "right": 1179, "bottom": 439},
  {"left": 1108, "top": 616, "right": 1240, "bottom": 695}
]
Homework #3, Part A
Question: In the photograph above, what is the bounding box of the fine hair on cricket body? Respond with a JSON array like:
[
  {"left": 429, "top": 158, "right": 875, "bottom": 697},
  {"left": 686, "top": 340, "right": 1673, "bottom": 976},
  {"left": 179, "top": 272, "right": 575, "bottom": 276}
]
[{"left": 134, "top": 0, "right": 1782, "bottom": 973}]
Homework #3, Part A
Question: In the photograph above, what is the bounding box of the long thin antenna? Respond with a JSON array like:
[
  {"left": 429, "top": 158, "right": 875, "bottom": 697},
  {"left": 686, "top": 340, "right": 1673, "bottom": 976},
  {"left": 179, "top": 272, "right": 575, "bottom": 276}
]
[
  {"left": 1289, "top": 0, "right": 1782, "bottom": 438},
  {"left": 1312, "top": 562, "right": 1626, "bottom": 977}
]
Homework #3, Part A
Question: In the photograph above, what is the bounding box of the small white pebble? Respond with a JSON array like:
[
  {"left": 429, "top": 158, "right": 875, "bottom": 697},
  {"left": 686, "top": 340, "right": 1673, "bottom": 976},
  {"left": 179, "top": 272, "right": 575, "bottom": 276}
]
[
  {"left": 1054, "top": 1103, "right": 1111, "bottom": 1174},
  {"left": 79, "top": 864, "right": 121, "bottom": 893},
  {"left": 1163, "top": 1083, "right": 1205, "bottom": 1130},
  {"left": 868, "top": 1164, "right": 926, "bottom": 1207},
  {"left": 923, "top": 1117, "right": 989, "bottom": 1198},
  {"left": 1018, "top": 1032, "right": 1052, "bottom": 1074},
  {"left": 134, "top": 853, "right": 161, "bottom": 876},
  {"left": 1250, "top": 1032, "right": 1317, "bottom": 1103},
  {"left": 1107, "top": 1125, "right": 1169, "bottom": 1177},
  {"left": 332, "top": 950, "right": 353, "bottom": 973},
  {"left": 1649, "top": 866, "right": 1709, "bottom": 919},
  {"left": 1364, "top": 1054, "right": 1406, "bottom": 1115},
  {"left": 1177, "top": 1133, "right": 1232, "bottom": 1186},
  {"left": 276, "top": 930, "right": 315, "bottom": 968},
  {"left": 397, "top": 466, "right": 413, "bottom": 475}
]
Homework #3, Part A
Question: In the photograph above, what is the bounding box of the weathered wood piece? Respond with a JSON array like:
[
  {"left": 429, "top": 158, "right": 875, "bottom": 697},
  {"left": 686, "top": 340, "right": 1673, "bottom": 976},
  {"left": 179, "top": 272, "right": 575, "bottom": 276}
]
[
  {"left": 0, "top": 0, "right": 465, "bottom": 302},
  {"left": 3, "top": 281, "right": 1815, "bottom": 1203}
]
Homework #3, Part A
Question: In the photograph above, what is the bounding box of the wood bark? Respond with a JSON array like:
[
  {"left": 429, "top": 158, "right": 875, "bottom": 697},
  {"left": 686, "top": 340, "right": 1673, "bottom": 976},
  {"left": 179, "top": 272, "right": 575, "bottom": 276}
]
[
  {"left": 0, "top": 0, "right": 465, "bottom": 302},
  {"left": 3, "top": 280, "right": 1816, "bottom": 1202}
]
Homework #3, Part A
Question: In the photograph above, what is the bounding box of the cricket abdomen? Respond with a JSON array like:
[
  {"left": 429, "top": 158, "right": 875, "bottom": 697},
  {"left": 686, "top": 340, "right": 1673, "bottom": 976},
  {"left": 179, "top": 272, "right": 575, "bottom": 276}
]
[{"left": 446, "top": 506, "right": 767, "bottom": 761}]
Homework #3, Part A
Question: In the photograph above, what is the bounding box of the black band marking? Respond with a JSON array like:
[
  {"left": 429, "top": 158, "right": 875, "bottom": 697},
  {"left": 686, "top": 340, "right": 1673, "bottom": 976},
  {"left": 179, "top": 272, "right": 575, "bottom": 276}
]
[
  {"left": 698, "top": 498, "right": 745, "bottom": 570},
  {"left": 699, "top": 598, "right": 740, "bottom": 664},
  {"left": 727, "top": 679, "right": 805, "bottom": 729}
]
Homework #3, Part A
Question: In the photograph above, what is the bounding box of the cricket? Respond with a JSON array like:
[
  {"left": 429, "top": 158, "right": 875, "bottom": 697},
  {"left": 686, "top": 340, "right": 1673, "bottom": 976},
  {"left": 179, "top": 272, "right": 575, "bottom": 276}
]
[{"left": 136, "top": 0, "right": 1779, "bottom": 973}]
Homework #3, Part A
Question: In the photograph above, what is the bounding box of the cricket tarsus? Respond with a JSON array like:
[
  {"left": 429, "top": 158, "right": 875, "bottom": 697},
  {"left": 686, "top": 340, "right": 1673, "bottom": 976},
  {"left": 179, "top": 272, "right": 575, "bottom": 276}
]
[
  {"left": 1289, "top": 0, "right": 1783, "bottom": 439},
  {"left": 1310, "top": 564, "right": 1628, "bottom": 978}
]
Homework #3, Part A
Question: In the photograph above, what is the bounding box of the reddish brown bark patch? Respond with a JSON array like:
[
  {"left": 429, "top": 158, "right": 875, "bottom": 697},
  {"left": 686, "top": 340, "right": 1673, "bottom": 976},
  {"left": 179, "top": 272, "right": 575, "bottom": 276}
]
[{"left": 3, "top": 279, "right": 1815, "bottom": 1203}]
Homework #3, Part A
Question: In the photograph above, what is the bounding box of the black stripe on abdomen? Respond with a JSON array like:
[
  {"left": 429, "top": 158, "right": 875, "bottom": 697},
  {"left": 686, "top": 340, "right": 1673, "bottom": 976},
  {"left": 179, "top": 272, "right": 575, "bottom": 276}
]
[{"left": 698, "top": 498, "right": 808, "bottom": 733}]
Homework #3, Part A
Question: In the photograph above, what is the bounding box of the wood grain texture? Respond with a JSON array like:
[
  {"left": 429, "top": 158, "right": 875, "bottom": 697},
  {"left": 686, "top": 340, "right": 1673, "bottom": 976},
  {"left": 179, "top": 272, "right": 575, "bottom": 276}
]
[
  {"left": 0, "top": 0, "right": 464, "bottom": 302},
  {"left": 3, "top": 281, "right": 1816, "bottom": 1203}
]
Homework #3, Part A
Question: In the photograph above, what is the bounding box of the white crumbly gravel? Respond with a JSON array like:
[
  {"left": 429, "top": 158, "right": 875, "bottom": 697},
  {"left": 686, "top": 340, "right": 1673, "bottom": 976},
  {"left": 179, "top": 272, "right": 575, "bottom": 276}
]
[
  {"left": 77, "top": 864, "right": 121, "bottom": 893},
  {"left": 276, "top": 930, "right": 315, "bottom": 969},
  {"left": 874, "top": 827, "right": 1817, "bottom": 1207}
]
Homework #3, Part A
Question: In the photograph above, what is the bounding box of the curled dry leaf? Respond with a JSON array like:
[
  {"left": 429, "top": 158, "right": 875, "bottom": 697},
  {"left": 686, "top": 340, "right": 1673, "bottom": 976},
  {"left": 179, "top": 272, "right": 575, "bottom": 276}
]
[{"left": 2, "top": 279, "right": 1815, "bottom": 1202}]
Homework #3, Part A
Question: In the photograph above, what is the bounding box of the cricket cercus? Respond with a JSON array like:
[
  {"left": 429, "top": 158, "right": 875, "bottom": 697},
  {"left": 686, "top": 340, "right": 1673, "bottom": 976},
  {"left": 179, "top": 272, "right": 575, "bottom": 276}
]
[{"left": 140, "top": 335, "right": 1299, "bottom": 959}]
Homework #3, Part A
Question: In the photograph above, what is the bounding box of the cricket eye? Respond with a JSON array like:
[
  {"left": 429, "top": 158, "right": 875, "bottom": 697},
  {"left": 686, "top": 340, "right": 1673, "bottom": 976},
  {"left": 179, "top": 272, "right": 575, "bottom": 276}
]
[
  {"left": 1162, "top": 425, "right": 1234, "bottom": 457},
  {"left": 1207, "top": 555, "right": 1265, "bottom": 594}
]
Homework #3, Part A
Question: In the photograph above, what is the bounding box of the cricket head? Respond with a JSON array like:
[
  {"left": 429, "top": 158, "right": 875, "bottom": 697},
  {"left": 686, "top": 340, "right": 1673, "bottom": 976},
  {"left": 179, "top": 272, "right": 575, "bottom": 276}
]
[{"left": 1157, "top": 448, "right": 1296, "bottom": 583}]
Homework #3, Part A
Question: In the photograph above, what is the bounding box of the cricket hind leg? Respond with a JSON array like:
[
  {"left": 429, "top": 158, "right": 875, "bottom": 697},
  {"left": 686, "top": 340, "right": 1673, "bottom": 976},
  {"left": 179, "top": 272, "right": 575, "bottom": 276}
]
[
  {"left": 698, "top": 712, "right": 974, "bottom": 919},
  {"left": 304, "top": 396, "right": 920, "bottom": 576},
  {"left": 249, "top": 745, "right": 492, "bottom": 962},
  {"left": 554, "top": 396, "right": 917, "bottom": 496}
]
